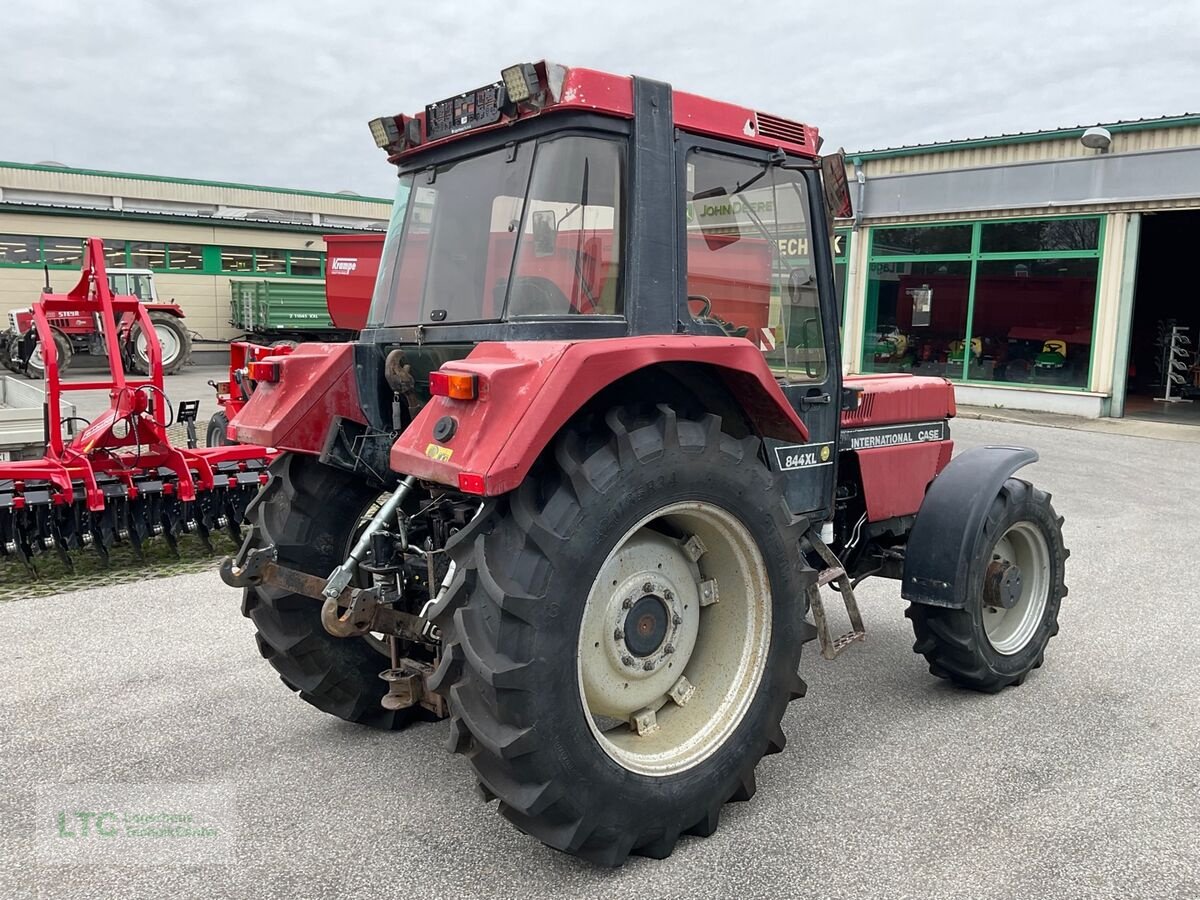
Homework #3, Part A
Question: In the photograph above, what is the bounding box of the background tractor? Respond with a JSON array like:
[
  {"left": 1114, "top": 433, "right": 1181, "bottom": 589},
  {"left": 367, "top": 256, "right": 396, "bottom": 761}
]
[
  {"left": 1, "top": 267, "right": 191, "bottom": 378},
  {"left": 220, "top": 62, "right": 1068, "bottom": 866}
]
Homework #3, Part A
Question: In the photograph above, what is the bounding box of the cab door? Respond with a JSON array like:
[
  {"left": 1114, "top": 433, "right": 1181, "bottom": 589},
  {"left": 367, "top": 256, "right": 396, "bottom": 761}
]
[{"left": 682, "top": 145, "right": 841, "bottom": 521}]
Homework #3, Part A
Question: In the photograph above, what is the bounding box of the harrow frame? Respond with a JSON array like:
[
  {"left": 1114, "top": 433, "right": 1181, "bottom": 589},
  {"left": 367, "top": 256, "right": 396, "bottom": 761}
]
[{"left": 0, "top": 238, "right": 273, "bottom": 574}]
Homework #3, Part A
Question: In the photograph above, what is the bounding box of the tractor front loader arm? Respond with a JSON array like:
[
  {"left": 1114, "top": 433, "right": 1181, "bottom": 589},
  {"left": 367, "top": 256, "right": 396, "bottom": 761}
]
[{"left": 389, "top": 336, "right": 810, "bottom": 497}]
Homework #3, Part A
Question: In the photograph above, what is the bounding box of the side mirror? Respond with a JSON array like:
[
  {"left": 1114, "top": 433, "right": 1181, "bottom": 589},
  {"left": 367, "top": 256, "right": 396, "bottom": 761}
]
[
  {"left": 531, "top": 210, "right": 557, "bottom": 257},
  {"left": 820, "top": 150, "right": 853, "bottom": 235}
]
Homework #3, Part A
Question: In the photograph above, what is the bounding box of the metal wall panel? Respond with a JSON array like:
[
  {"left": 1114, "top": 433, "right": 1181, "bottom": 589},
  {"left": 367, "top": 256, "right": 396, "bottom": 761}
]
[{"left": 860, "top": 146, "right": 1200, "bottom": 219}]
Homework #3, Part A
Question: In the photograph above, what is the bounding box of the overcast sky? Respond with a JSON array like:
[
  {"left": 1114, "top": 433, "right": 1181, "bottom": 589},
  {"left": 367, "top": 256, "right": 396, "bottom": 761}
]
[{"left": 3, "top": 0, "right": 1197, "bottom": 198}]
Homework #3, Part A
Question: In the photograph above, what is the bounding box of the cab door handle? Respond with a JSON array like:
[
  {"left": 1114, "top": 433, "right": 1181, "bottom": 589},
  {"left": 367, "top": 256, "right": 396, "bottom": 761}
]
[{"left": 800, "top": 391, "right": 831, "bottom": 411}]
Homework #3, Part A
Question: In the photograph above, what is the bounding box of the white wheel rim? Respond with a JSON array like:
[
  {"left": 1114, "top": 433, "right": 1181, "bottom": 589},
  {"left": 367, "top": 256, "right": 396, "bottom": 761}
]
[
  {"left": 983, "top": 521, "right": 1051, "bottom": 655},
  {"left": 137, "top": 325, "right": 179, "bottom": 365},
  {"left": 30, "top": 344, "right": 44, "bottom": 370},
  {"left": 576, "top": 501, "right": 771, "bottom": 777}
]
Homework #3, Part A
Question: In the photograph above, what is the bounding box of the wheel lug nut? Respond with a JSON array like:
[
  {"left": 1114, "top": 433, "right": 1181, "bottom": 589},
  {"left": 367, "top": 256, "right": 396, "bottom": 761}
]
[
  {"left": 664, "top": 643, "right": 675, "bottom": 655},
  {"left": 622, "top": 597, "right": 633, "bottom": 609},
  {"left": 642, "top": 582, "right": 654, "bottom": 593},
  {"left": 664, "top": 589, "right": 674, "bottom": 600},
  {"left": 614, "top": 628, "right": 624, "bottom": 641},
  {"left": 643, "top": 660, "right": 655, "bottom": 671},
  {"left": 672, "top": 613, "right": 683, "bottom": 626},
  {"left": 622, "top": 655, "right": 635, "bottom": 667}
]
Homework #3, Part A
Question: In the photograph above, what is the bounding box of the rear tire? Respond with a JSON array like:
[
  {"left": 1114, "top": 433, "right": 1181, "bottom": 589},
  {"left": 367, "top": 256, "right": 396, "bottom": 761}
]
[
  {"left": 130, "top": 313, "right": 191, "bottom": 375},
  {"left": 241, "top": 453, "right": 419, "bottom": 729},
  {"left": 206, "top": 411, "right": 231, "bottom": 447},
  {"left": 906, "top": 478, "right": 1067, "bottom": 692},
  {"left": 429, "top": 405, "right": 815, "bottom": 865}
]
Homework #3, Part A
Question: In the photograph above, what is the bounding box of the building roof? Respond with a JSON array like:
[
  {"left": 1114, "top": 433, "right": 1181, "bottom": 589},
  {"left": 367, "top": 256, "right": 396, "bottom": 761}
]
[
  {"left": 849, "top": 113, "right": 1200, "bottom": 162},
  {"left": 0, "top": 159, "right": 393, "bottom": 205}
]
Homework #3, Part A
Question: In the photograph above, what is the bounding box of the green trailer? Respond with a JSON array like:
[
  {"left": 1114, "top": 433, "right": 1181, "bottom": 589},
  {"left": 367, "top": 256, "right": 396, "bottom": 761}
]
[{"left": 229, "top": 280, "right": 356, "bottom": 343}]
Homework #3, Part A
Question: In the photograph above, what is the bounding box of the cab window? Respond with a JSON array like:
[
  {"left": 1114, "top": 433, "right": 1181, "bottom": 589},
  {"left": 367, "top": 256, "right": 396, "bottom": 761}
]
[{"left": 685, "top": 150, "right": 826, "bottom": 381}]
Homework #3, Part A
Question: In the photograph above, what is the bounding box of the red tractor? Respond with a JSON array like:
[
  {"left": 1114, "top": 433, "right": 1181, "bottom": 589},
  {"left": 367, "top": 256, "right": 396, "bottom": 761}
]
[
  {"left": 221, "top": 63, "right": 1068, "bottom": 866},
  {"left": 1, "top": 267, "right": 191, "bottom": 378}
]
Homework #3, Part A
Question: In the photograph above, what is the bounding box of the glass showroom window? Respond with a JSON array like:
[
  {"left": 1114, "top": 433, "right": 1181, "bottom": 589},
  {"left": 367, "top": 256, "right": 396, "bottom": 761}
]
[
  {"left": 861, "top": 217, "right": 1102, "bottom": 388},
  {"left": 864, "top": 260, "right": 971, "bottom": 375},
  {"left": 167, "top": 244, "right": 203, "bottom": 270},
  {"left": 255, "top": 249, "right": 287, "bottom": 273},
  {"left": 970, "top": 258, "right": 1098, "bottom": 388}
]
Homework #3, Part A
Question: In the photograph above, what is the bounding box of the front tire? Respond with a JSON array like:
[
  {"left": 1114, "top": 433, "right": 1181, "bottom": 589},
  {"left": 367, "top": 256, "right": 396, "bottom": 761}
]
[
  {"left": 906, "top": 478, "right": 1067, "bottom": 692},
  {"left": 26, "top": 331, "right": 72, "bottom": 379},
  {"left": 206, "top": 410, "right": 231, "bottom": 447},
  {"left": 430, "top": 405, "right": 815, "bottom": 865}
]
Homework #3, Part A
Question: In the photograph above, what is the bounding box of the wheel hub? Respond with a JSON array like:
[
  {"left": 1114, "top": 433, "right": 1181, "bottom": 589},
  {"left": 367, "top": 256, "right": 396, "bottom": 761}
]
[
  {"left": 624, "top": 594, "right": 671, "bottom": 657},
  {"left": 577, "top": 501, "right": 772, "bottom": 777},
  {"left": 983, "top": 558, "right": 1023, "bottom": 610}
]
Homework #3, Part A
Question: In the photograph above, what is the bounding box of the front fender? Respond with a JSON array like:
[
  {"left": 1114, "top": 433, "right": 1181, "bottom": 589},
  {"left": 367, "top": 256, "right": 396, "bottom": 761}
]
[
  {"left": 902, "top": 445, "right": 1038, "bottom": 608},
  {"left": 389, "top": 337, "right": 808, "bottom": 495}
]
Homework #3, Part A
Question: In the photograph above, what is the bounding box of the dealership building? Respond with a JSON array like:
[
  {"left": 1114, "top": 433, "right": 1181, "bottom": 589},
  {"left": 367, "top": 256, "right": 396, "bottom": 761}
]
[
  {"left": 0, "top": 161, "right": 390, "bottom": 344},
  {"left": 837, "top": 113, "right": 1200, "bottom": 418}
]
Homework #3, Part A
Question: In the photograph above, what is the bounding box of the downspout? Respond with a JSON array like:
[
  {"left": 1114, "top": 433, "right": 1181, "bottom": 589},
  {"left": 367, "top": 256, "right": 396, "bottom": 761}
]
[{"left": 843, "top": 158, "right": 867, "bottom": 374}]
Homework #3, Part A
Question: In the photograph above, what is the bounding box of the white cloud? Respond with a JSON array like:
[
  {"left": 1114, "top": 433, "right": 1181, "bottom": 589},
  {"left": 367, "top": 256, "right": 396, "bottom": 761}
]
[{"left": 1, "top": 0, "right": 1196, "bottom": 195}]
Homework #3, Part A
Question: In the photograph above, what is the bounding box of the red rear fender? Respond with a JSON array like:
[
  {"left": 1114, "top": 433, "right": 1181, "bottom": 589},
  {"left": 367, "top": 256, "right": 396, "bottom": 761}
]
[
  {"left": 231, "top": 343, "right": 365, "bottom": 451},
  {"left": 390, "top": 337, "right": 806, "bottom": 495}
]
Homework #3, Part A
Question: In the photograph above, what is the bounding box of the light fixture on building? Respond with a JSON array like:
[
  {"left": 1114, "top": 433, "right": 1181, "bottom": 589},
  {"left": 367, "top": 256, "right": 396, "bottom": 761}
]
[{"left": 1080, "top": 126, "right": 1112, "bottom": 153}]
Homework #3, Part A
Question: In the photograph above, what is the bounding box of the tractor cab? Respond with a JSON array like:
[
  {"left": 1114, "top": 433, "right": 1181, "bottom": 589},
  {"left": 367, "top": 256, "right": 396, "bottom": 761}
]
[
  {"left": 349, "top": 62, "right": 849, "bottom": 517},
  {"left": 106, "top": 269, "right": 159, "bottom": 304}
]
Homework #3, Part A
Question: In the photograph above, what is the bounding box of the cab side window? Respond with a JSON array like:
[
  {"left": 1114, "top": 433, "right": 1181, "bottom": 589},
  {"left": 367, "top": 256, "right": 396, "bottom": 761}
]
[{"left": 684, "top": 150, "right": 826, "bottom": 381}]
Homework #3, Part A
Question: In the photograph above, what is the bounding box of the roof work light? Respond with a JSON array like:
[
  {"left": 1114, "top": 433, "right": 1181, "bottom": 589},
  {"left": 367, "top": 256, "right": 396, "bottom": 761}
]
[
  {"left": 501, "top": 63, "right": 541, "bottom": 104},
  {"left": 368, "top": 116, "right": 400, "bottom": 149}
]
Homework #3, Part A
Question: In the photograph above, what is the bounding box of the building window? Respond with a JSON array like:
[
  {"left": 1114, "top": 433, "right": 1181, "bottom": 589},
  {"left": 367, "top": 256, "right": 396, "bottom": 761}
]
[
  {"left": 129, "top": 241, "right": 168, "bottom": 270},
  {"left": 254, "top": 249, "right": 287, "bottom": 273},
  {"left": 289, "top": 250, "right": 322, "bottom": 276},
  {"left": 102, "top": 241, "right": 128, "bottom": 269},
  {"left": 872, "top": 224, "right": 972, "bottom": 256},
  {"left": 42, "top": 237, "right": 86, "bottom": 267},
  {"left": 221, "top": 247, "right": 255, "bottom": 272},
  {"left": 167, "top": 244, "right": 203, "bottom": 270},
  {"left": 0, "top": 235, "right": 40, "bottom": 264},
  {"left": 861, "top": 216, "right": 1103, "bottom": 389},
  {"left": 970, "top": 258, "right": 1098, "bottom": 388}
]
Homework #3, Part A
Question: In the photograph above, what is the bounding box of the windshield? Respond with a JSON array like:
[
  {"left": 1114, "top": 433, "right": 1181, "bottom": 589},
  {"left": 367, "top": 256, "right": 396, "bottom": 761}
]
[{"left": 368, "top": 135, "right": 624, "bottom": 326}]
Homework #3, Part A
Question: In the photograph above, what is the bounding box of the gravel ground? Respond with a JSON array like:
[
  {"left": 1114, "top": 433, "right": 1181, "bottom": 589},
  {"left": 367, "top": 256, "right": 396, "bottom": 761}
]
[{"left": 0, "top": 416, "right": 1197, "bottom": 899}]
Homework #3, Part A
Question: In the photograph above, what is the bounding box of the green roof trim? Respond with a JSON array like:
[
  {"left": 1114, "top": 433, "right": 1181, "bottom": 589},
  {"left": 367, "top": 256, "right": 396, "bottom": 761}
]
[
  {"left": 0, "top": 159, "right": 394, "bottom": 205},
  {"left": 850, "top": 113, "right": 1200, "bottom": 163}
]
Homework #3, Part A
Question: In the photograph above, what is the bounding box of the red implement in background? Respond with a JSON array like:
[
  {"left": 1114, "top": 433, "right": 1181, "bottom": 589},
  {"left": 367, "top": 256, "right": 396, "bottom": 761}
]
[{"left": 0, "top": 238, "right": 274, "bottom": 572}]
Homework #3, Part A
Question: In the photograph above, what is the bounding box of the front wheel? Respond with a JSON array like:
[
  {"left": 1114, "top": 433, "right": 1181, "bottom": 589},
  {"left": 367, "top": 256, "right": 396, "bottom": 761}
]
[
  {"left": 206, "top": 410, "right": 230, "bottom": 447},
  {"left": 26, "top": 331, "right": 73, "bottom": 379},
  {"left": 430, "top": 405, "right": 815, "bottom": 865},
  {"left": 906, "top": 478, "right": 1067, "bottom": 692}
]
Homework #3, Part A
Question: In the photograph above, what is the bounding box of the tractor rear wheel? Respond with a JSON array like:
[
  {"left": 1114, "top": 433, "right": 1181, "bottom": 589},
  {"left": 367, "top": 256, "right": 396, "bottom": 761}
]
[
  {"left": 429, "top": 405, "right": 814, "bottom": 865},
  {"left": 130, "top": 313, "right": 191, "bottom": 375},
  {"left": 240, "top": 453, "right": 420, "bottom": 729},
  {"left": 26, "top": 330, "right": 72, "bottom": 379},
  {"left": 906, "top": 478, "right": 1067, "bottom": 692}
]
